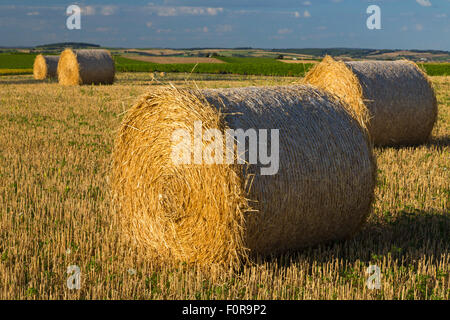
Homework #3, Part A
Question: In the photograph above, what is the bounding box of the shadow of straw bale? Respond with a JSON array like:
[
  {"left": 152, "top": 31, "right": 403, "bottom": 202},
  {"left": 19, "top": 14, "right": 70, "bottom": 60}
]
[
  {"left": 256, "top": 210, "right": 449, "bottom": 268},
  {"left": 425, "top": 135, "right": 450, "bottom": 149},
  {"left": 374, "top": 135, "right": 450, "bottom": 151},
  {"left": 0, "top": 79, "right": 45, "bottom": 85}
]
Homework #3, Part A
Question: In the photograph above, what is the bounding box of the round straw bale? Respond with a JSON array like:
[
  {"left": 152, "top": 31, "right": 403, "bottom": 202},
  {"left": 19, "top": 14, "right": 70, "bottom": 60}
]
[
  {"left": 57, "top": 49, "right": 115, "bottom": 85},
  {"left": 111, "top": 85, "right": 376, "bottom": 267},
  {"left": 303, "top": 56, "right": 438, "bottom": 146},
  {"left": 33, "top": 54, "right": 59, "bottom": 80}
]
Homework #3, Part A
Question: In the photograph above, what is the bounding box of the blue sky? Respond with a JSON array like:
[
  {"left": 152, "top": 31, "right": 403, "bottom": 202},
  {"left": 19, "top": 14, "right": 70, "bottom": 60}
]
[{"left": 0, "top": 0, "right": 449, "bottom": 50}]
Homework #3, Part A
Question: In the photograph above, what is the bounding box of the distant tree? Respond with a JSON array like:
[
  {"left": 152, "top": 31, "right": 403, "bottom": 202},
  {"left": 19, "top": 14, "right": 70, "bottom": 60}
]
[{"left": 277, "top": 54, "right": 284, "bottom": 60}]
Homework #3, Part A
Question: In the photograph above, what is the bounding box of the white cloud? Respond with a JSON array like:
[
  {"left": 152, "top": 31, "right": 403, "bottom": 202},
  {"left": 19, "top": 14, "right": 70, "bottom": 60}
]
[
  {"left": 416, "top": 0, "right": 432, "bottom": 7},
  {"left": 184, "top": 26, "right": 210, "bottom": 33},
  {"left": 436, "top": 13, "right": 447, "bottom": 18},
  {"left": 278, "top": 28, "right": 292, "bottom": 34},
  {"left": 157, "top": 7, "right": 176, "bottom": 16},
  {"left": 100, "top": 5, "right": 117, "bottom": 16},
  {"left": 216, "top": 24, "right": 232, "bottom": 32},
  {"left": 146, "top": 21, "right": 153, "bottom": 28},
  {"left": 206, "top": 8, "right": 222, "bottom": 15},
  {"left": 156, "top": 28, "right": 171, "bottom": 33},
  {"left": 80, "top": 5, "right": 117, "bottom": 16},
  {"left": 416, "top": 24, "right": 424, "bottom": 31},
  {"left": 303, "top": 1, "right": 312, "bottom": 5},
  {"left": 81, "top": 6, "right": 96, "bottom": 16},
  {"left": 0, "top": 5, "right": 16, "bottom": 10},
  {"left": 26, "top": 11, "right": 39, "bottom": 16},
  {"left": 317, "top": 26, "right": 327, "bottom": 30},
  {"left": 303, "top": 10, "right": 311, "bottom": 18},
  {"left": 234, "top": 9, "right": 260, "bottom": 15},
  {"left": 401, "top": 26, "right": 408, "bottom": 31},
  {"left": 151, "top": 6, "right": 224, "bottom": 17}
]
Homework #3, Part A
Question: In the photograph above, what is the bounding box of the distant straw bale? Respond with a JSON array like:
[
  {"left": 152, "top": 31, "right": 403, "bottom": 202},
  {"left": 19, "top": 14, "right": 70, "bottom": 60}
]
[{"left": 111, "top": 85, "right": 377, "bottom": 268}]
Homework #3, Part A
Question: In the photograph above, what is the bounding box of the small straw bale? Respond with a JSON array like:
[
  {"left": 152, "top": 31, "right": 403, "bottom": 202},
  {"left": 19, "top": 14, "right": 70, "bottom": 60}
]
[
  {"left": 111, "top": 84, "right": 376, "bottom": 268},
  {"left": 303, "top": 56, "right": 438, "bottom": 146},
  {"left": 57, "top": 49, "right": 115, "bottom": 85},
  {"left": 33, "top": 54, "right": 59, "bottom": 80}
]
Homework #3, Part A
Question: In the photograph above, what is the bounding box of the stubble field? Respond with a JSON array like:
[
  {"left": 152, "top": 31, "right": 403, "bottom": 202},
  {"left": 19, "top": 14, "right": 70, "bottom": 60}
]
[{"left": 0, "top": 73, "right": 448, "bottom": 299}]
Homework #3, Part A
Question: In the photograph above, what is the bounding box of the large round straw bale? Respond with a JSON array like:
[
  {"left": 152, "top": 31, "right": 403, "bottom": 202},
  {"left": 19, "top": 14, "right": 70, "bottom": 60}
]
[
  {"left": 303, "top": 56, "right": 438, "bottom": 146},
  {"left": 111, "top": 85, "right": 376, "bottom": 267},
  {"left": 33, "top": 54, "right": 59, "bottom": 80},
  {"left": 57, "top": 49, "right": 115, "bottom": 85}
]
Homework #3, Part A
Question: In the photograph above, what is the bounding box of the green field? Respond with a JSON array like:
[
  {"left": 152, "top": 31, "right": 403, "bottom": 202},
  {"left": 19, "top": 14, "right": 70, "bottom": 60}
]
[
  {"left": 114, "top": 56, "right": 314, "bottom": 76},
  {"left": 0, "top": 73, "right": 448, "bottom": 299},
  {"left": 419, "top": 63, "right": 450, "bottom": 77},
  {"left": 1, "top": 52, "right": 449, "bottom": 77},
  {"left": 215, "top": 56, "right": 283, "bottom": 64},
  {"left": 0, "top": 53, "right": 37, "bottom": 69}
]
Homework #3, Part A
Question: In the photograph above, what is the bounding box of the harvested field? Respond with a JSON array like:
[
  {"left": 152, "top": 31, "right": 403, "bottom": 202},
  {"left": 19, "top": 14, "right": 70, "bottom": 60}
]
[{"left": 0, "top": 73, "right": 448, "bottom": 300}]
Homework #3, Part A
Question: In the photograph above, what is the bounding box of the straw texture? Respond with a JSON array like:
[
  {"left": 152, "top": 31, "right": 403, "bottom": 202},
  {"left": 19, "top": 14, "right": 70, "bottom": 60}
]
[
  {"left": 111, "top": 84, "right": 376, "bottom": 267},
  {"left": 33, "top": 54, "right": 59, "bottom": 80},
  {"left": 57, "top": 49, "right": 115, "bottom": 85},
  {"left": 303, "top": 56, "right": 438, "bottom": 146}
]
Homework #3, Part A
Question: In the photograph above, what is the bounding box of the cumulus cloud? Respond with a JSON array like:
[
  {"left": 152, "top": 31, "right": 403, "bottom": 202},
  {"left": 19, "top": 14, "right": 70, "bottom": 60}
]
[{"left": 416, "top": 0, "right": 432, "bottom": 6}]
